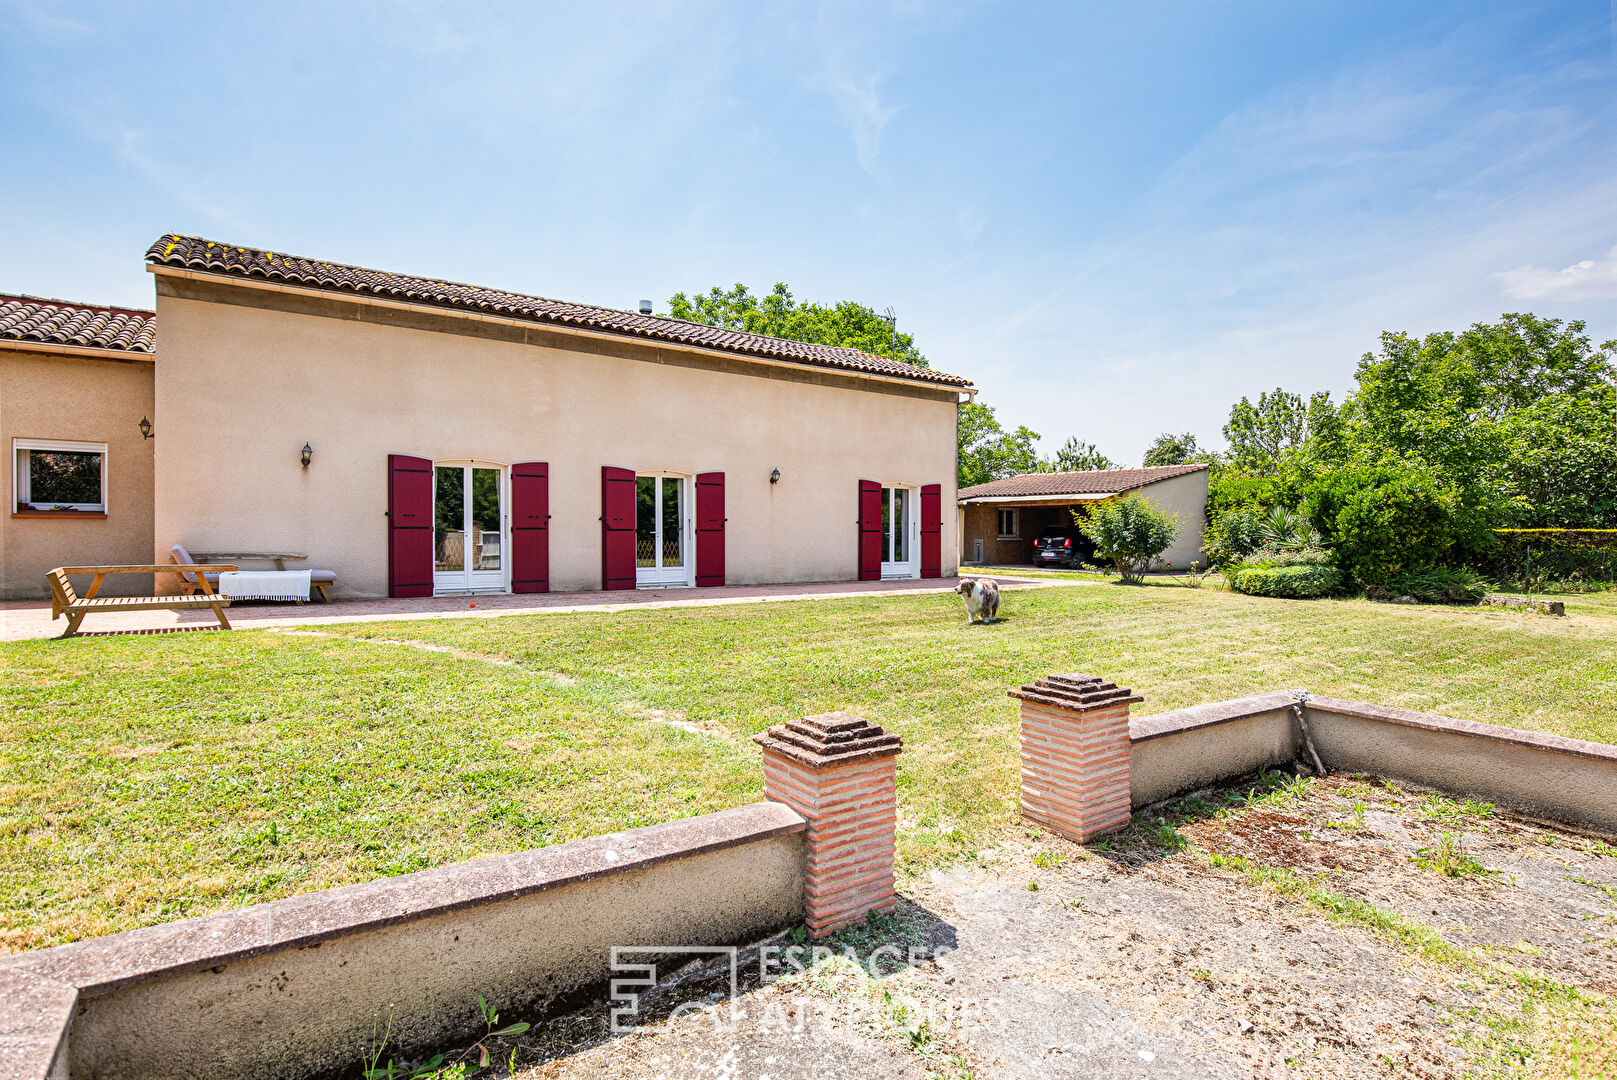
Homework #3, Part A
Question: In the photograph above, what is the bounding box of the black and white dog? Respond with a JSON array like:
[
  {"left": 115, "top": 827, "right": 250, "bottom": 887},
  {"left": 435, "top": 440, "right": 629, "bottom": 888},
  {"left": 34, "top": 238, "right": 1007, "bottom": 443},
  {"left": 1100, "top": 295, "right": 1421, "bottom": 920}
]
[{"left": 955, "top": 577, "right": 1001, "bottom": 624}]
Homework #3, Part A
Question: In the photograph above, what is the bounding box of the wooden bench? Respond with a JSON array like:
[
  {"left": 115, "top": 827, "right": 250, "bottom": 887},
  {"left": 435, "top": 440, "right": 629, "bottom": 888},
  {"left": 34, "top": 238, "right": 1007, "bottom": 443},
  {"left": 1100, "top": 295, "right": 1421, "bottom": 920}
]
[{"left": 47, "top": 564, "right": 238, "bottom": 638}]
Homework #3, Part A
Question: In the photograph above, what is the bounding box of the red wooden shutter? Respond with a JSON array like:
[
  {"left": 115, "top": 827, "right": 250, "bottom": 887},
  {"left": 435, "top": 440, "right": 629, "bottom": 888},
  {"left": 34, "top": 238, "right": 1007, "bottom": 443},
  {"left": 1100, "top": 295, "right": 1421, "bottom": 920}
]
[
  {"left": 511, "top": 462, "right": 550, "bottom": 594},
  {"left": 858, "top": 479, "right": 882, "bottom": 581},
  {"left": 601, "top": 466, "right": 637, "bottom": 591},
  {"left": 695, "top": 472, "right": 725, "bottom": 587},
  {"left": 920, "top": 483, "right": 942, "bottom": 578},
  {"left": 388, "top": 454, "right": 434, "bottom": 598}
]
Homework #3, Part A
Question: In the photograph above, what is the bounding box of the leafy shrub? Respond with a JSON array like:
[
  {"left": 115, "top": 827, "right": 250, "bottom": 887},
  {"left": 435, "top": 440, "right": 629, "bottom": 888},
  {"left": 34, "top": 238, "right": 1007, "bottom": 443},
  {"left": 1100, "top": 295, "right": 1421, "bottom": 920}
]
[
  {"left": 1202, "top": 474, "right": 1289, "bottom": 567},
  {"left": 1077, "top": 496, "right": 1182, "bottom": 584},
  {"left": 1227, "top": 563, "right": 1345, "bottom": 598},
  {"left": 1362, "top": 566, "right": 1489, "bottom": 605},
  {"left": 1255, "top": 505, "right": 1318, "bottom": 550},
  {"left": 1241, "top": 545, "right": 1334, "bottom": 567},
  {"left": 1207, "top": 473, "right": 1282, "bottom": 516},
  {"left": 1202, "top": 502, "right": 1272, "bottom": 566},
  {"left": 1202, "top": 475, "right": 1319, "bottom": 567},
  {"left": 1305, "top": 465, "right": 1459, "bottom": 580}
]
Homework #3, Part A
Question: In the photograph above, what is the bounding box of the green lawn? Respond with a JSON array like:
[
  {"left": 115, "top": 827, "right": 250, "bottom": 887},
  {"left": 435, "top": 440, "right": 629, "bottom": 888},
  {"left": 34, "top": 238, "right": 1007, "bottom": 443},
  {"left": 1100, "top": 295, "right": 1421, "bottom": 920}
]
[{"left": 3, "top": 581, "right": 1614, "bottom": 952}]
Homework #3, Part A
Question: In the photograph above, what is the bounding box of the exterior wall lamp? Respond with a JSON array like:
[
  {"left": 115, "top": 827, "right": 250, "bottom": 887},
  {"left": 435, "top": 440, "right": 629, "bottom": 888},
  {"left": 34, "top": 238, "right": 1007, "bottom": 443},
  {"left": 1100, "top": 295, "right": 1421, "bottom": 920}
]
[
  {"left": 770, "top": 468, "right": 780, "bottom": 485},
  {"left": 301, "top": 443, "right": 314, "bottom": 469},
  {"left": 139, "top": 417, "right": 153, "bottom": 440}
]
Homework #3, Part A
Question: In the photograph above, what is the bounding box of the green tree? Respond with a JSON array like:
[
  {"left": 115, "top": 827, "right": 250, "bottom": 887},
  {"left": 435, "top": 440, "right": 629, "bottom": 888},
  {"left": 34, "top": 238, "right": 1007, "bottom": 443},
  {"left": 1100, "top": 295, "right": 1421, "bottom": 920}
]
[
  {"left": 1076, "top": 496, "right": 1182, "bottom": 583},
  {"left": 1045, "top": 437, "right": 1114, "bottom": 472},
  {"left": 667, "top": 283, "right": 926, "bottom": 367},
  {"left": 958, "top": 401, "right": 1041, "bottom": 488},
  {"left": 1494, "top": 384, "right": 1617, "bottom": 527},
  {"left": 1343, "top": 314, "right": 1614, "bottom": 516},
  {"left": 1209, "top": 313, "right": 1617, "bottom": 575},
  {"left": 1223, "top": 389, "right": 1335, "bottom": 475},
  {"left": 1455, "top": 312, "right": 1615, "bottom": 416},
  {"left": 1141, "top": 431, "right": 1205, "bottom": 467}
]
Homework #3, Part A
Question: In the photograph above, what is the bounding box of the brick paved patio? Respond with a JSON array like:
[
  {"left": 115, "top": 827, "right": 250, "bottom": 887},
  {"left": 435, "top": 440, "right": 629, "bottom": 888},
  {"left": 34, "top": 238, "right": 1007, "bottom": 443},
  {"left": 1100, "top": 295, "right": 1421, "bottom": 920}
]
[{"left": 0, "top": 575, "right": 1056, "bottom": 641}]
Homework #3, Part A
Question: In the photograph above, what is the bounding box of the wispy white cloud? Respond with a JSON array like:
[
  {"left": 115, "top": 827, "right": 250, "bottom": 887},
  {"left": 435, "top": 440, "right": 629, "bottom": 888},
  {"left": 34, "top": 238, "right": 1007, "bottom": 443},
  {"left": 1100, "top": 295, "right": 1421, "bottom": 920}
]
[
  {"left": 114, "top": 128, "right": 241, "bottom": 227},
  {"left": 812, "top": 1, "right": 903, "bottom": 178},
  {"left": 0, "top": 1, "right": 93, "bottom": 39},
  {"left": 1492, "top": 246, "right": 1617, "bottom": 301},
  {"left": 822, "top": 70, "right": 897, "bottom": 177}
]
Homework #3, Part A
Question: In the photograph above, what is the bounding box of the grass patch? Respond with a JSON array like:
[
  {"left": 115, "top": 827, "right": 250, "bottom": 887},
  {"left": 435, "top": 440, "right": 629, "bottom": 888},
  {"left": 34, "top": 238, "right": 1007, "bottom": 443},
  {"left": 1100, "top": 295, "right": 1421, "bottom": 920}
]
[
  {"left": 2, "top": 579, "right": 1614, "bottom": 950},
  {"left": 1202, "top": 850, "right": 1472, "bottom": 967},
  {"left": 1410, "top": 831, "right": 1491, "bottom": 878}
]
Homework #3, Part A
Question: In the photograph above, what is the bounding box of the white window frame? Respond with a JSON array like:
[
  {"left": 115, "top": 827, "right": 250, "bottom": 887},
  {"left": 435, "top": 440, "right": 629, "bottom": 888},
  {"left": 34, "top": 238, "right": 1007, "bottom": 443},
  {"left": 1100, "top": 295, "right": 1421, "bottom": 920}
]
[
  {"left": 635, "top": 472, "right": 695, "bottom": 589},
  {"left": 997, "top": 508, "right": 1019, "bottom": 539},
  {"left": 879, "top": 484, "right": 920, "bottom": 580},
  {"left": 14, "top": 439, "right": 108, "bottom": 513},
  {"left": 431, "top": 460, "right": 509, "bottom": 595}
]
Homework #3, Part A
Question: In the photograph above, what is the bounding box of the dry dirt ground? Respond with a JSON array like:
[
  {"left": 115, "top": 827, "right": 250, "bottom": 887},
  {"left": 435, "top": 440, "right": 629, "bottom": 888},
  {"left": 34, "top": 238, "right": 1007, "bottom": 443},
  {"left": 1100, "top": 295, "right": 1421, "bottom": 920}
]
[{"left": 396, "top": 774, "right": 1617, "bottom": 1080}]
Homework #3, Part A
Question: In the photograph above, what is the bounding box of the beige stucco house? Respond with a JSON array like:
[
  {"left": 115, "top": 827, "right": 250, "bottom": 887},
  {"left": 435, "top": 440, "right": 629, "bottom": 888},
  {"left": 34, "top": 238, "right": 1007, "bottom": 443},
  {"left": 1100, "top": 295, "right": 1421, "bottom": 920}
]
[
  {"left": 2, "top": 236, "right": 972, "bottom": 601},
  {"left": 959, "top": 464, "right": 1210, "bottom": 570},
  {"left": 2, "top": 296, "right": 157, "bottom": 599}
]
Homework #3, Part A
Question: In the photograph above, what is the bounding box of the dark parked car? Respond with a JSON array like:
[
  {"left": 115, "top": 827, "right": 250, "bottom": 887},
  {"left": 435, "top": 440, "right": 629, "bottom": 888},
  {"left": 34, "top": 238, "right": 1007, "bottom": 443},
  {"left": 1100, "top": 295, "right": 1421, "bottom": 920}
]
[{"left": 1033, "top": 527, "right": 1086, "bottom": 569}]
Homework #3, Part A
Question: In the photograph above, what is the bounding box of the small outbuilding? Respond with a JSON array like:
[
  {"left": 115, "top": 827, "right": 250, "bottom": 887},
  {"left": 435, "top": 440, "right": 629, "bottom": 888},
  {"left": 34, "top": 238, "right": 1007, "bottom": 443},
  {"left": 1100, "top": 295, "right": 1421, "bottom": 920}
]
[{"left": 958, "top": 463, "right": 1209, "bottom": 570}]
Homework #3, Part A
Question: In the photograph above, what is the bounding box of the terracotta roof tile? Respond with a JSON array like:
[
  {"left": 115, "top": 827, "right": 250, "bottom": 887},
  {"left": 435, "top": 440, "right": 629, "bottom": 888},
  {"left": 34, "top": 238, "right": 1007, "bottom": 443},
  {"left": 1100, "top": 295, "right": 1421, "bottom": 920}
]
[
  {"left": 0, "top": 294, "right": 156, "bottom": 354},
  {"left": 958, "top": 463, "right": 1209, "bottom": 500},
  {"left": 145, "top": 235, "right": 971, "bottom": 389}
]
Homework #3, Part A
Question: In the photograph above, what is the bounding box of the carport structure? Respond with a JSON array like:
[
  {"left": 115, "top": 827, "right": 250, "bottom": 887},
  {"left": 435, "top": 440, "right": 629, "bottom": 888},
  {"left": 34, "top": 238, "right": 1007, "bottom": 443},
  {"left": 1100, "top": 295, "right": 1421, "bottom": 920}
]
[{"left": 957, "top": 463, "right": 1209, "bottom": 569}]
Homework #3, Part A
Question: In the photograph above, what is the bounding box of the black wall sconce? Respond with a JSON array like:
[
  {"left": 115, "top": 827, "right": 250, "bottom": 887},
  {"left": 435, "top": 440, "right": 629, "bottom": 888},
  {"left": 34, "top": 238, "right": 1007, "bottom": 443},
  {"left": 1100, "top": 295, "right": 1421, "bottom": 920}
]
[
  {"left": 301, "top": 443, "right": 314, "bottom": 469},
  {"left": 138, "top": 417, "right": 153, "bottom": 440},
  {"left": 770, "top": 468, "right": 780, "bottom": 485}
]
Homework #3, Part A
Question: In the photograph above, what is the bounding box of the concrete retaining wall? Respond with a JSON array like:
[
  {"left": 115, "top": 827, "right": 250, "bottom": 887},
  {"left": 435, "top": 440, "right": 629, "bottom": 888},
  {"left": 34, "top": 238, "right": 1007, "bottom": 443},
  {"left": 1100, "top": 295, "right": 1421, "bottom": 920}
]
[
  {"left": 1129, "top": 691, "right": 1300, "bottom": 808},
  {"left": 1128, "top": 692, "right": 1617, "bottom": 836},
  {"left": 0, "top": 802, "right": 806, "bottom": 1080},
  {"left": 1304, "top": 696, "right": 1617, "bottom": 835}
]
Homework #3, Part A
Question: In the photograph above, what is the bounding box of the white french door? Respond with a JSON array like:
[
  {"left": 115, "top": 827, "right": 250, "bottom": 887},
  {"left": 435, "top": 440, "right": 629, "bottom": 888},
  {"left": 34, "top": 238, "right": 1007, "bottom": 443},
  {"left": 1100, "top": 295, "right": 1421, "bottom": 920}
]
[
  {"left": 635, "top": 473, "right": 693, "bottom": 587},
  {"left": 434, "top": 464, "right": 506, "bottom": 594},
  {"left": 880, "top": 486, "right": 918, "bottom": 579}
]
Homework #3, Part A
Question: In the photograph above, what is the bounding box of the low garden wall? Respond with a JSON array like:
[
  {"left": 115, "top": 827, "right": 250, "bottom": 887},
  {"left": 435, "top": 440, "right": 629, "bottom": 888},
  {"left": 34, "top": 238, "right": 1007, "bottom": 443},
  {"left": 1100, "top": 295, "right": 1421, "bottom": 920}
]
[
  {"left": 1, "top": 712, "right": 908, "bottom": 1080},
  {"left": 1303, "top": 695, "right": 1617, "bottom": 834},
  {"left": 1125, "top": 690, "right": 1617, "bottom": 835},
  {"left": 1128, "top": 690, "right": 1298, "bottom": 808},
  {"left": 2, "top": 803, "right": 807, "bottom": 1080}
]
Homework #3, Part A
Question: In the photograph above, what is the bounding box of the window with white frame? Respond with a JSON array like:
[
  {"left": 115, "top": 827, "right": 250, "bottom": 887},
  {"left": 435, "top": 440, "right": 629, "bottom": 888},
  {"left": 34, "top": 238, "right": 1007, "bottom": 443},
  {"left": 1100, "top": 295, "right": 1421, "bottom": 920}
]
[
  {"left": 14, "top": 439, "right": 107, "bottom": 513},
  {"left": 997, "top": 508, "right": 1018, "bottom": 539}
]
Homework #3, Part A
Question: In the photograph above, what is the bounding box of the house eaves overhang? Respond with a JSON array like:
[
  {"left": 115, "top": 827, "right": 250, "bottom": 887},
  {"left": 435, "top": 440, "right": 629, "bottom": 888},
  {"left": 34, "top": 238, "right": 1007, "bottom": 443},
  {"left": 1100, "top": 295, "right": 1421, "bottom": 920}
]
[
  {"left": 0, "top": 338, "right": 155, "bottom": 363},
  {"left": 958, "top": 491, "right": 1125, "bottom": 506}
]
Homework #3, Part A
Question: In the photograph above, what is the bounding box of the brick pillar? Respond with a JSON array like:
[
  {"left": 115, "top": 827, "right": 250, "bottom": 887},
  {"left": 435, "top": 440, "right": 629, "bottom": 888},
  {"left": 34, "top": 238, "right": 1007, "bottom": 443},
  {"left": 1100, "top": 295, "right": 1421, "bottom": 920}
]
[
  {"left": 1009, "top": 673, "right": 1142, "bottom": 843},
  {"left": 754, "top": 712, "right": 902, "bottom": 938}
]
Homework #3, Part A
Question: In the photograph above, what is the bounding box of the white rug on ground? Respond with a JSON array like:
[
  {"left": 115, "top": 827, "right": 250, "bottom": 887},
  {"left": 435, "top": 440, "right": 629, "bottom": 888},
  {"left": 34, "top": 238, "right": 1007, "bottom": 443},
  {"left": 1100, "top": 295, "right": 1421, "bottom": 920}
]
[{"left": 218, "top": 570, "right": 311, "bottom": 601}]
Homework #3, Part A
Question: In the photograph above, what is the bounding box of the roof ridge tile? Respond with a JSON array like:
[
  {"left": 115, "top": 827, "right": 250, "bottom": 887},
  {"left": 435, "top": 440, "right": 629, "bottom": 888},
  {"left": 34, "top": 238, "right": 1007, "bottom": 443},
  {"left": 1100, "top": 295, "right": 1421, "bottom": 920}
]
[{"left": 958, "top": 463, "right": 1210, "bottom": 500}]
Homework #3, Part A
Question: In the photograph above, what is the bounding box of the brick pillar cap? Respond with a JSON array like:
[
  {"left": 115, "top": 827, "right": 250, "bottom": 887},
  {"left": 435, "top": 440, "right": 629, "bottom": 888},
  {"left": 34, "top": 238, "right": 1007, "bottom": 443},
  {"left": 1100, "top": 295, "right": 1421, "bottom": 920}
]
[
  {"left": 1008, "top": 673, "right": 1142, "bottom": 712},
  {"left": 754, "top": 711, "right": 902, "bottom": 771}
]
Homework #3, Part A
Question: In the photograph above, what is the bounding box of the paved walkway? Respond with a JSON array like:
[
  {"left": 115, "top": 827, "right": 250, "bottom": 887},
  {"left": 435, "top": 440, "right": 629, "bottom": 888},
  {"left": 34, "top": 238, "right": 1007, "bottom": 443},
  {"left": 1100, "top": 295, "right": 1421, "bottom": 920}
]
[{"left": 0, "top": 575, "right": 1055, "bottom": 642}]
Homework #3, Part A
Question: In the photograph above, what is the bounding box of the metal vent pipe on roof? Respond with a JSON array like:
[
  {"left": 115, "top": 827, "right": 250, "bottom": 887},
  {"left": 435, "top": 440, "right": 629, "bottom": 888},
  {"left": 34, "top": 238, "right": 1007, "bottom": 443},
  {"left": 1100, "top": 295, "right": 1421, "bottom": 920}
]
[{"left": 638, "top": 300, "right": 653, "bottom": 315}]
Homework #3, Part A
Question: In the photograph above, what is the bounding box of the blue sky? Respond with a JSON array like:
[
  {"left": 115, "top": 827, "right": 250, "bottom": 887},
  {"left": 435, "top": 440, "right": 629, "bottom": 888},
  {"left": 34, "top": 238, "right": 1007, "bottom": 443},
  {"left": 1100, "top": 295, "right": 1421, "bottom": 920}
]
[{"left": 3, "top": 1, "right": 1613, "bottom": 463}]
